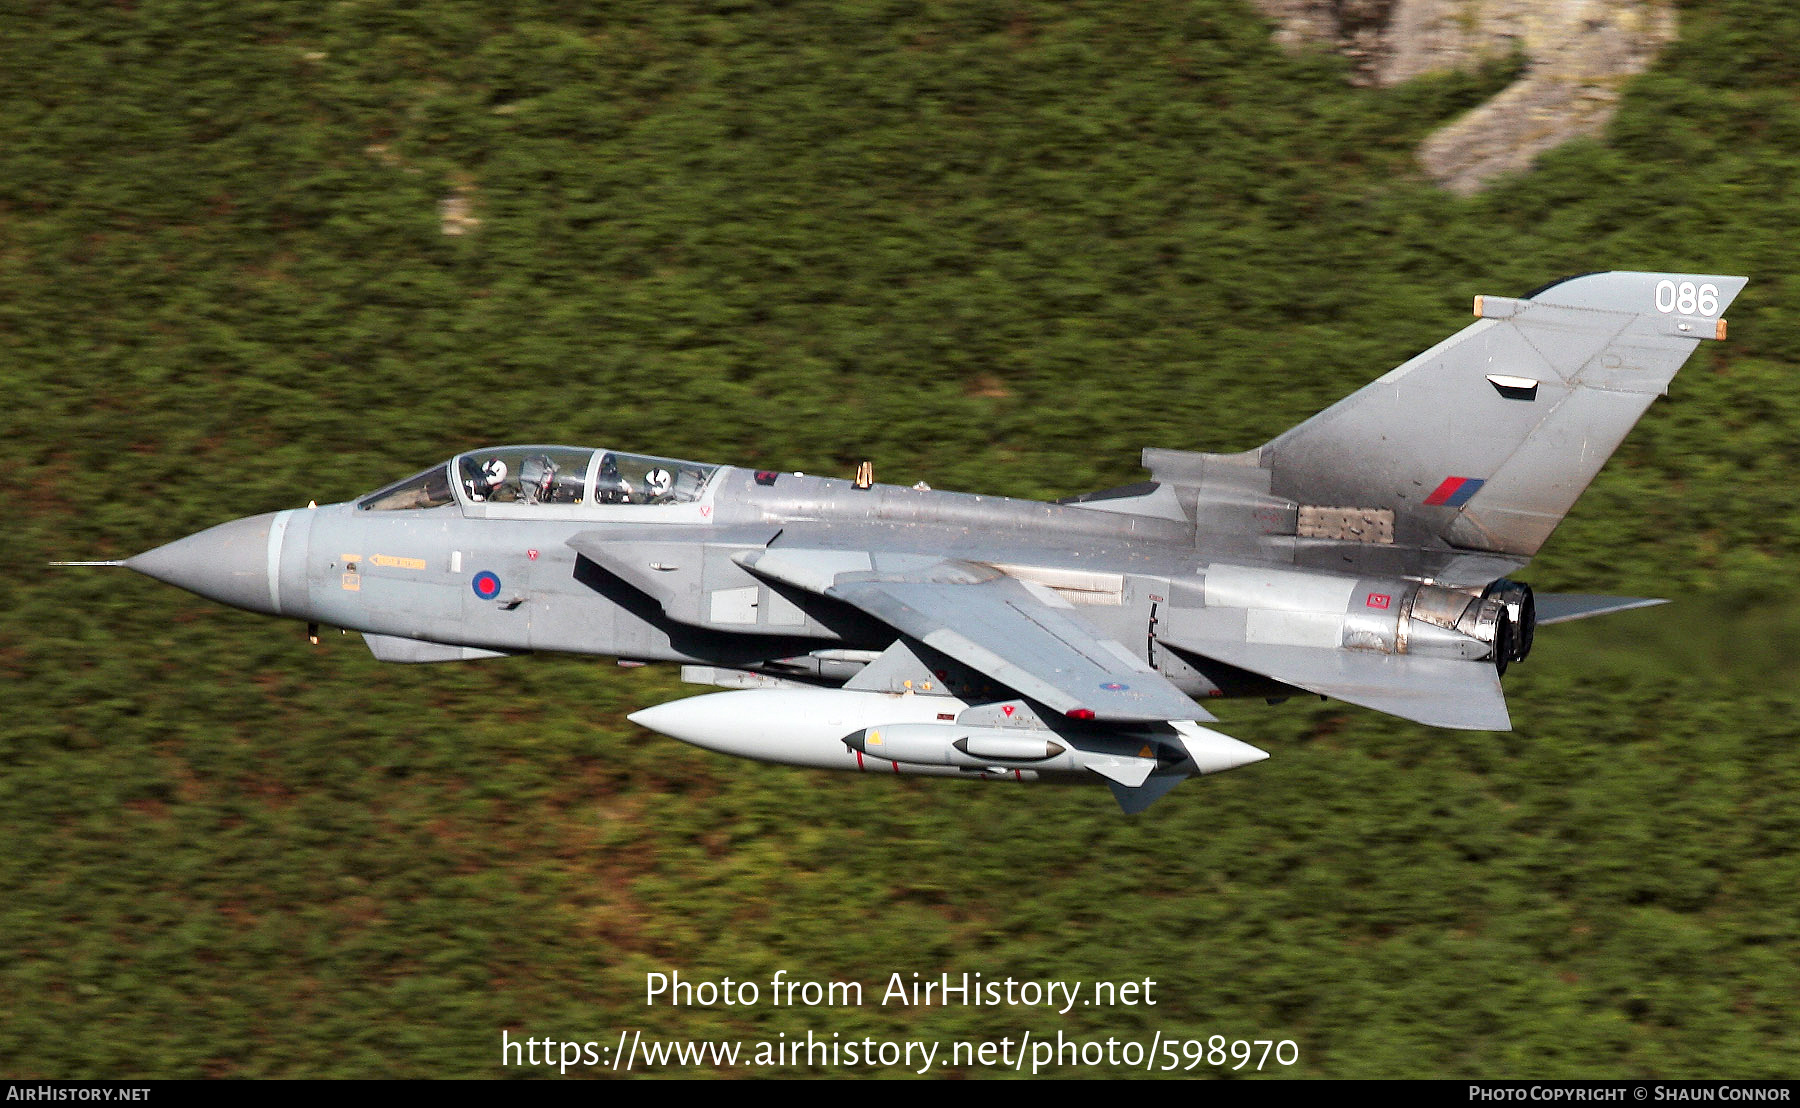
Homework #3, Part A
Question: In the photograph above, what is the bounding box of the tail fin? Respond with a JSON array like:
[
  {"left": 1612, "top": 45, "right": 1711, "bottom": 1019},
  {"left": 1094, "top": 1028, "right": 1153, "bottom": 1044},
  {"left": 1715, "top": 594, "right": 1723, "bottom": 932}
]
[{"left": 1248, "top": 271, "right": 1744, "bottom": 558}]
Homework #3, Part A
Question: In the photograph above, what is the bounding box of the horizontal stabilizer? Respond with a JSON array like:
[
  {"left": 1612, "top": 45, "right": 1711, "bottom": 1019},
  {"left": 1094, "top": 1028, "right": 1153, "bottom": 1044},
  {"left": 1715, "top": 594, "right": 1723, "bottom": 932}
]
[
  {"left": 1534, "top": 594, "right": 1667, "bottom": 625},
  {"left": 1164, "top": 637, "right": 1510, "bottom": 731}
]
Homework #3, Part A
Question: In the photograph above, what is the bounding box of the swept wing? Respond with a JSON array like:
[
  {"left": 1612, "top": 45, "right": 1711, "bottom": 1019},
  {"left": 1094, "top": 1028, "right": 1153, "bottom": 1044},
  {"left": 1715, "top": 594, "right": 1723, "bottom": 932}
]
[{"left": 736, "top": 546, "right": 1212, "bottom": 724}]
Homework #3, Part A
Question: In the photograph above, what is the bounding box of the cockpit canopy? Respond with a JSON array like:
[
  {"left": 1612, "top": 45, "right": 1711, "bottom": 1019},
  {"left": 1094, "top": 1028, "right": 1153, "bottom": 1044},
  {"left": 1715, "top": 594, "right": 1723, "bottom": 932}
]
[{"left": 358, "top": 447, "right": 717, "bottom": 511}]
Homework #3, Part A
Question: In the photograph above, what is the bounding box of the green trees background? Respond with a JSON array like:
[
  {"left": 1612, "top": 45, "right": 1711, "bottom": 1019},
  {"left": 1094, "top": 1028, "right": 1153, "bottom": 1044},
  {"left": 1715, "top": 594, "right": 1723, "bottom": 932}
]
[{"left": 3, "top": 0, "right": 1796, "bottom": 1077}]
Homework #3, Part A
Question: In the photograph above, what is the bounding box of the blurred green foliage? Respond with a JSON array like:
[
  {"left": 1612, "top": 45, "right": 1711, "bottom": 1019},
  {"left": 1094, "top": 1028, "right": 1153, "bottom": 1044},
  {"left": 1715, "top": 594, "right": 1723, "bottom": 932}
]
[{"left": 2, "top": 0, "right": 1796, "bottom": 1079}]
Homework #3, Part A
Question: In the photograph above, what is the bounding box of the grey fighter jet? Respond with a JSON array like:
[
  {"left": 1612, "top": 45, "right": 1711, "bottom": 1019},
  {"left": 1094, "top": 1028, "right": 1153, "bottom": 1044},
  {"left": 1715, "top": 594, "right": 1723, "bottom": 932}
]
[{"left": 71, "top": 271, "right": 1745, "bottom": 812}]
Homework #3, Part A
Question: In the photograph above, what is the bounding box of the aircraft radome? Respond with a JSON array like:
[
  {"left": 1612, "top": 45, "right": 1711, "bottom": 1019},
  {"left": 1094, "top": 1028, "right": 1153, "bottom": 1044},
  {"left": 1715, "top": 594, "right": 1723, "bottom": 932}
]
[{"left": 61, "top": 272, "right": 1744, "bottom": 812}]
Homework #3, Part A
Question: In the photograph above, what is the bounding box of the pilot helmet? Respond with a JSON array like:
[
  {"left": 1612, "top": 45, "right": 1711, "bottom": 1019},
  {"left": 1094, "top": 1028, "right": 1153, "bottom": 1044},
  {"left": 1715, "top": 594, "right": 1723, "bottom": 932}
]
[
  {"left": 479, "top": 458, "right": 508, "bottom": 497},
  {"left": 645, "top": 467, "right": 673, "bottom": 497}
]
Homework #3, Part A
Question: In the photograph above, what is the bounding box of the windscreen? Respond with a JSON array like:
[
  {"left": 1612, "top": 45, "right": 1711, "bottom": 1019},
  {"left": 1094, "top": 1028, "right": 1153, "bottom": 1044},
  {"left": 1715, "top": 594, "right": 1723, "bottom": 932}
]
[{"left": 358, "top": 463, "right": 455, "bottom": 511}]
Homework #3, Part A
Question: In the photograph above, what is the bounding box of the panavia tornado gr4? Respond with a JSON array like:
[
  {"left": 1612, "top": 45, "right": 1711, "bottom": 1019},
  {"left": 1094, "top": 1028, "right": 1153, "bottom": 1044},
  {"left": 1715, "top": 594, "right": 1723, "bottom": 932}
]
[{"left": 76, "top": 271, "right": 1744, "bottom": 812}]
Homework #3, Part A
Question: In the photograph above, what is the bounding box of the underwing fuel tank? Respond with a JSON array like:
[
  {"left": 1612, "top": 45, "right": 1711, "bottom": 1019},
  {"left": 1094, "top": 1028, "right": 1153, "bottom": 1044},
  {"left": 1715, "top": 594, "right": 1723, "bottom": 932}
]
[
  {"left": 626, "top": 688, "right": 1268, "bottom": 788},
  {"left": 628, "top": 688, "right": 990, "bottom": 777}
]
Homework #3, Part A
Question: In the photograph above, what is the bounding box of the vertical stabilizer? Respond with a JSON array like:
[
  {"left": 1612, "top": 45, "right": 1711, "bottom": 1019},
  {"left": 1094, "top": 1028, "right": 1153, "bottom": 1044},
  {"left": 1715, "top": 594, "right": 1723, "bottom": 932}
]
[{"left": 1251, "top": 272, "right": 1745, "bottom": 557}]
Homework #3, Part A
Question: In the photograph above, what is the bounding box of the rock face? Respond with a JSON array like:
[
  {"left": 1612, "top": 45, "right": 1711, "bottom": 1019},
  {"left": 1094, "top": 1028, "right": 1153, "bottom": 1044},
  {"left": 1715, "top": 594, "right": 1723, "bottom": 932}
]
[
  {"left": 1259, "top": 0, "right": 1404, "bottom": 85},
  {"left": 1253, "top": 0, "right": 1677, "bottom": 193}
]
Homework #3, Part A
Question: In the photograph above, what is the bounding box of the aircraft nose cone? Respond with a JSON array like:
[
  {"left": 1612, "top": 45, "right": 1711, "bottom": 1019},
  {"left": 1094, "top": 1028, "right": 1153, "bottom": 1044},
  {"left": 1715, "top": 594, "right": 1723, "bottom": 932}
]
[{"left": 127, "top": 511, "right": 286, "bottom": 615}]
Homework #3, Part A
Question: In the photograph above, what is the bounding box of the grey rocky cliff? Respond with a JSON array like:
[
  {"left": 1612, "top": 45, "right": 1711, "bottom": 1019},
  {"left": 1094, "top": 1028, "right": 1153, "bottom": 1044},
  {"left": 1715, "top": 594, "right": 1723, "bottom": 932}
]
[{"left": 1252, "top": 0, "right": 1676, "bottom": 193}]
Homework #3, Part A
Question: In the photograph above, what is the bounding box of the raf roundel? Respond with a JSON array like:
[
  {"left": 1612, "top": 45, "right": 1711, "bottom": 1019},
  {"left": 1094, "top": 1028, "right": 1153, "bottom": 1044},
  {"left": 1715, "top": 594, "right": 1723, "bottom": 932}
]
[{"left": 471, "top": 571, "right": 502, "bottom": 599}]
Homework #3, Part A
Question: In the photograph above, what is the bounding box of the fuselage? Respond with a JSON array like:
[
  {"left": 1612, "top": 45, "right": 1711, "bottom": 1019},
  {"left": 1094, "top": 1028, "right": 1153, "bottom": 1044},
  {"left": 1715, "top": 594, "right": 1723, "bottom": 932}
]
[{"left": 128, "top": 445, "right": 1506, "bottom": 705}]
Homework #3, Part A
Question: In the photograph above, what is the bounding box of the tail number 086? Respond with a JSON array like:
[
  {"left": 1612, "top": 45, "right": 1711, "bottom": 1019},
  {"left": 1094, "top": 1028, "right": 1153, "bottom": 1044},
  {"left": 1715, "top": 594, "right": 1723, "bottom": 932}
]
[{"left": 1655, "top": 279, "right": 1719, "bottom": 316}]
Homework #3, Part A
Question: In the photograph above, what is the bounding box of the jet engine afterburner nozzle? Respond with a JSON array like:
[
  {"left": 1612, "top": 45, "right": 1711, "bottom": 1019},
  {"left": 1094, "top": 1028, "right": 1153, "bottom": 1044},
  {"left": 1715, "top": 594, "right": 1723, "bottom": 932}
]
[{"left": 1482, "top": 578, "right": 1536, "bottom": 664}]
